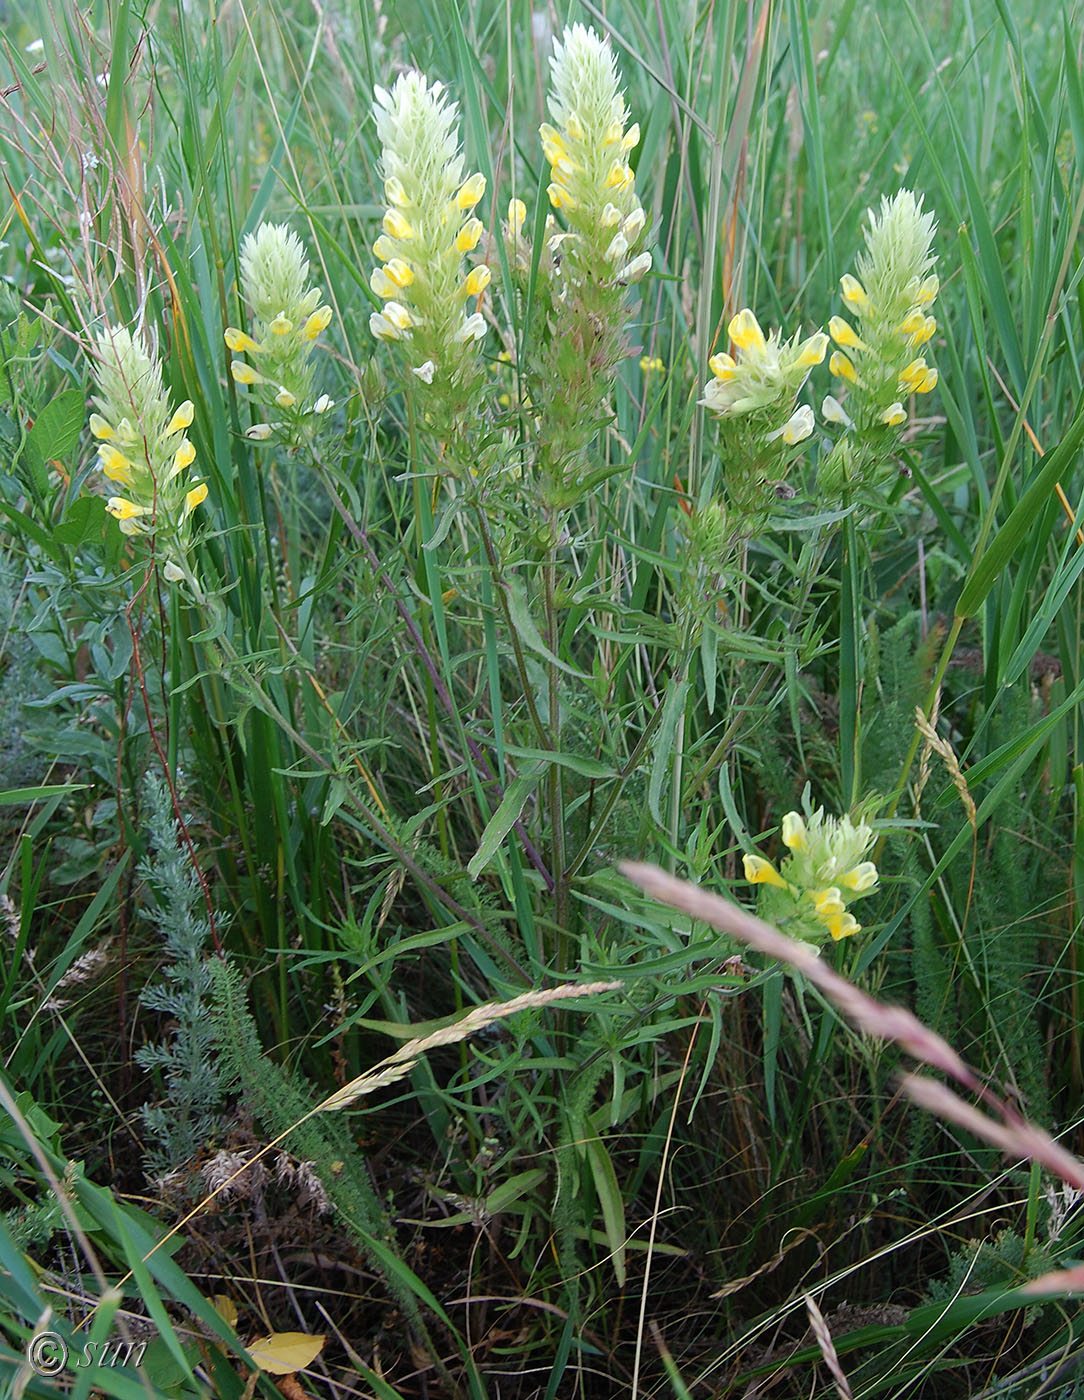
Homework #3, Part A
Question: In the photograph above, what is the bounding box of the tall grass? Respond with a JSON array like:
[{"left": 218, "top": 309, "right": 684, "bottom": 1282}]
[{"left": 2, "top": 1, "right": 1084, "bottom": 1396}]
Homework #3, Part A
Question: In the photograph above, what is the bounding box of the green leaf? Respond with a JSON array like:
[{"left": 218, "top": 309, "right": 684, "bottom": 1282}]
[
  {"left": 955, "top": 392, "right": 1084, "bottom": 618},
  {"left": 584, "top": 1134, "right": 627, "bottom": 1286},
  {"left": 28, "top": 388, "right": 84, "bottom": 464},
  {"left": 468, "top": 763, "right": 543, "bottom": 879}
]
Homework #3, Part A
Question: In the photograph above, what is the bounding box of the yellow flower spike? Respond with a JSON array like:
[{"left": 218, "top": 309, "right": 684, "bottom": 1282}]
[
  {"left": 708, "top": 352, "right": 737, "bottom": 380},
  {"left": 840, "top": 861, "right": 878, "bottom": 892},
  {"left": 183, "top": 482, "right": 208, "bottom": 518},
  {"left": 464, "top": 265, "right": 491, "bottom": 297},
  {"left": 230, "top": 360, "right": 262, "bottom": 385},
  {"left": 830, "top": 350, "right": 858, "bottom": 383},
  {"left": 812, "top": 887, "right": 846, "bottom": 917},
  {"left": 828, "top": 316, "right": 866, "bottom": 351},
  {"left": 728, "top": 308, "right": 766, "bottom": 353},
  {"left": 508, "top": 199, "right": 527, "bottom": 233},
  {"left": 456, "top": 173, "right": 486, "bottom": 210},
  {"left": 372, "top": 235, "right": 396, "bottom": 262},
  {"left": 826, "top": 911, "right": 861, "bottom": 941},
  {"left": 169, "top": 439, "right": 196, "bottom": 478},
  {"left": 382, "top": 209, "right": 413, "bottom": 240},
  {"left": 456, "top": 218, "right": 483, "bottom": 253},
  {"left": 89, "top": 413, "right": 114, "bottom": 440},
  {"left": 268, "top": 312, "right": 294, "bottom": 336},
  {"left": 742, "top": 854, "right": 789, "bottom": 889},
  {"left": 881, "top": 402, "right": 907, "bottom": 427},
  {"left": 781, "top": 811, "right": 809, "bottom": 852},
  {"left": 224, "top": 327, "right": 262, "bottom": 355},
  {"left": 275, "top": 386, "right": 296, "bottom": 409},
  {"left": 98, "top": 444, "right": 134, "bottom": 486},
  {"left": 840, "top": 273, "right": 869, "bottom": 310},
  {"left": 166, "top": 400, "right": 195, "bottom": 434},
  {"left": 383, "top": 258, "right": 415, "bottom": 289},
  {"left": 302, "top": 306, "right": 333, "bottom": 340}
]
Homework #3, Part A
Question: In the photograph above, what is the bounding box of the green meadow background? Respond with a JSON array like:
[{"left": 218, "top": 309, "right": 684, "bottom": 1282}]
[{"left": 3, "top": 1, "right": 1084, "bottom": 1396}]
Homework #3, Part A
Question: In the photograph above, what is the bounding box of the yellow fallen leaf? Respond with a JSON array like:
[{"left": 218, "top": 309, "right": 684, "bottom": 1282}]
[
  {"left": 247, "top": 1332, "right": 325, "bottom": 1375},
  {"left": 210, "top": 1295, "right": 238, "bottom": 1328}
]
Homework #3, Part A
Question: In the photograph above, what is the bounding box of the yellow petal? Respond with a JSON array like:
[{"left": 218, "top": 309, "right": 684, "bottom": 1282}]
[
  {"left": 382, "top": 209, "right": 413, "bottom": 240},
  {"left": 166, "top": 400, "right": 195, "bottom": 434},
  {"left": 456, "top": 173, "right": 486, "bottom": 210},
  {"left": 796, "top": 332, "right": 829, "bottom": 366},
  {"left": 839, "top": 274, "right": 869, "bottom": 310},
  {"left": 828, "top": 316, "right": 865, "bottom": 351},
  {"left": 826, "top": 911, "right": 860, "bottom": 941},
  {"left": 840, "top": 861, "right": 878, "bottom": 892},
  {"left": 743, "top": 854, "right": 788, "bottom": 888},
  {"left": 268, "top": 312, "right": 293, "bottom": 336},
  {"left": 89, "top": 413, "right": 114, "bottom": 440},
  {"left": 184, "top": 482, "right": 208, "bottom": 517},
  {"left": 224, "top": 327, "right": 261, "bottom": 355},
  {"left": 98, "top": 445, "right": 134, "bottom": 486},
  {"left": 829, "top": 350, "right": 857, "bottom": 383},
  {"left": 728, "top": 309, "right": 765, "bottom": 353},
  {"left": 781, "top": 812, "right": 809, "bottom": 852},
  {"left": 231, "top": 360, "right": 261, "bottom": 385},
  {"left": 170, "top": 439, "right": 195, "bottom": 478},
  {"left": 456, "top": 218, "right": 483, "bottom": 253},
  {"left": 708, "top": 351, "right": 736, "bottom": 379},
  {"left": 383, "top": 258, "right": 414, "bottom": 289},
  {"left": 812, "top": 887, "right": 845, "bottom": 917},
  {"left": 464, "top": 265, "right": 491, "bottom": 297},
  {"left": 302, "top": 306, "right": 332, "bottom": 340},
  {"left": 880, "top": 402, "right": 906, "bottom": 427}
]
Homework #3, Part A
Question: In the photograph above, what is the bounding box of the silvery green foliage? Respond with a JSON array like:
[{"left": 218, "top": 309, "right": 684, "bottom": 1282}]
[{"left": 135, "top": 772, "right": 227, "bottom": 1179}]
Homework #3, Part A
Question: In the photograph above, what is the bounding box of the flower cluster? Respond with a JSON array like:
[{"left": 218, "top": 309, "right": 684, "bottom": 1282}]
[
  {"left": 703, "top": 309, "right": 827, "bottom": 436},
  {"left": 700, "top": 309, "right": 827, "bottom": 514},
  {"left": 224, "top": 222, "right": 334, "bottom": 442},
  {"left": 541, "top": 23, "right": 651, "bottom": 285},
  {"left": 743, "top": 806, "right": 878, "bottom": 944},
  {"left": 825, "top": 189, "right": 938, "bottom": 434},
  {"left": 90, "top": 324, "right": 207, "bottom": 583},
  {"left": 368, "top": 70, "right": 490, "bottom": 385}
]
